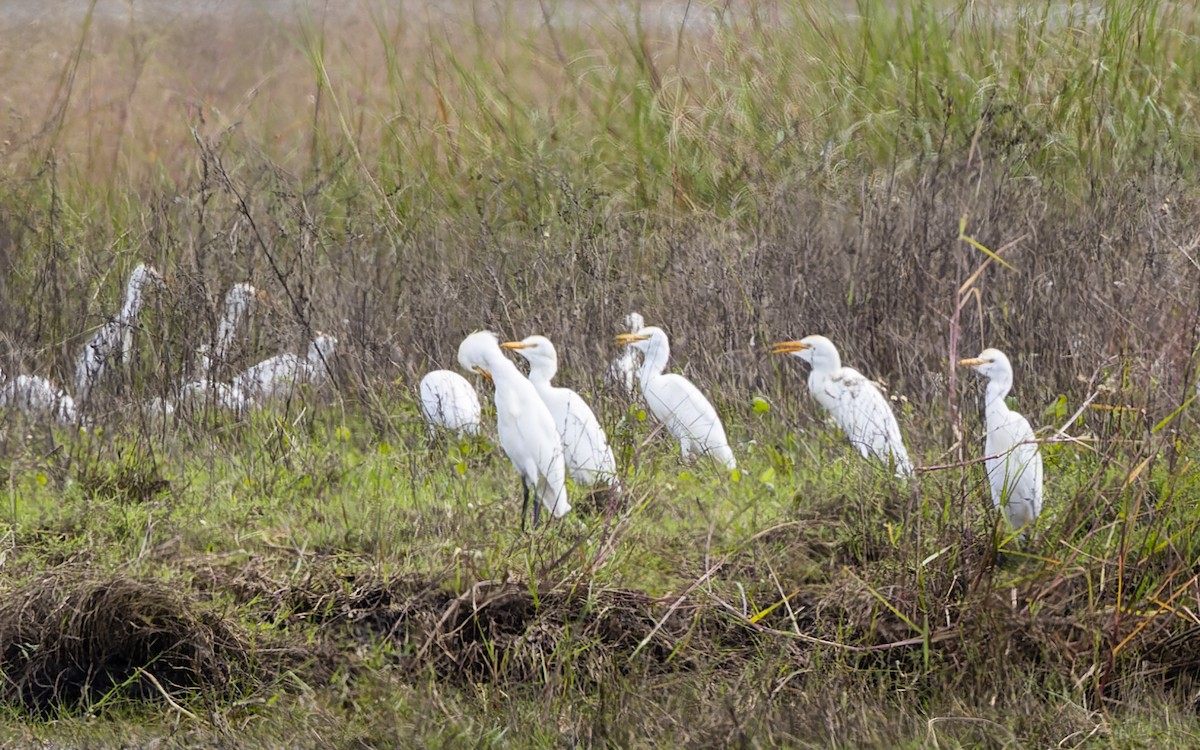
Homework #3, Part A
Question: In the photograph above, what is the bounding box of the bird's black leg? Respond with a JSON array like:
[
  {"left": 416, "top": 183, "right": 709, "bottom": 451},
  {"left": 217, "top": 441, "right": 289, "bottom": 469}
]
[
  {"left": 533, "top": 490, "right": 542, "bottom": 530},
  {"left": 520, "top": 478, "right": 531, "bottom": 533}
]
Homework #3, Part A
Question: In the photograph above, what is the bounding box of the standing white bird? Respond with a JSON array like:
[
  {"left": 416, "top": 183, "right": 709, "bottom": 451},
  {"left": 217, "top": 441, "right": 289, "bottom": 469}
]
[
  {"left": 172, "top": 282, "right": 264, "bottom": 416},
  {"left": 0, "top": 372, "right": 82, "bottom": 426},
  {"left": 233, "top": 333, "right": 338, "bottom": 405},
  {"left": 609, "top": 312, "right": 645, "bottom": 396},
  {"left": 771, "top": 335, "right": 914, "bottom": 478},
  {"left": 199, "top": 282, "right": 266, "bottom": 380},
  {"left": 458, "top": 331, "right": 570, "bottom": 528},
  {"left": 959, "top": 348, "right": 1044, "bottom": 535},
  {"left": 75, "top": 263, "right": 165, "bottom": 403},
  {"left": 502, "top": 335, "right": 618, "bottom": 486},
  {"left": 615, "top": 326, "right": 736, "bottom": 469},
  {"left": 419, "top": 370, "right": 482, "bottom": 437}
]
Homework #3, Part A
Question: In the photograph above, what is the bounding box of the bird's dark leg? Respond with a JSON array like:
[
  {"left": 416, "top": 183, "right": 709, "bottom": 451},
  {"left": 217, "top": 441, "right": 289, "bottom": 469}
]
[
  {"left": 532, "top": 489, "right": 543, "bottom": 530},
  {"left": 520, "top": 478, "right": 531, "bottom": 533}
]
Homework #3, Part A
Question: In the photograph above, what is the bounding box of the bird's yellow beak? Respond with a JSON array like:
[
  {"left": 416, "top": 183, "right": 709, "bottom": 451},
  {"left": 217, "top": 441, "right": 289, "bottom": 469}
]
[
  {"left": 770, "top": 341, "right": 810, "bottom": 355},
  {"left": 473, "top": 366, "right": 493, "bottom": 382},
  {"left": 615, "top": 333, "right": 649, "bottom": 346},
  {"left": 958, "top": 357, "right": 986, "bottom": 367},
  {"left": 500, "top": 341, "right": 530, "bottom": 351}
]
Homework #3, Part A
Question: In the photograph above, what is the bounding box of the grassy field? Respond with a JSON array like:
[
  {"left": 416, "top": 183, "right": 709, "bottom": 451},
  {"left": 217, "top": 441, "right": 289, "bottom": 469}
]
[{"left": 1, "top": 0, "right": 1200, "bottom": 747}]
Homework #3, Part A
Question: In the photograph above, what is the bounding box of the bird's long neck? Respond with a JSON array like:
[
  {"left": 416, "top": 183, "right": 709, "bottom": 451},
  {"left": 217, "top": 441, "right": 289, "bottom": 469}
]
[
  {"left": 214, "top": 302, "right": 247, "bottom": 362},
  {"left": 308, "top": 340, "right": 331, "bottom": 368},
  {"left": 118, "top": 276, "right": 150, "bottom": 325},
  {"left": 638, "top": 338, "right": 668, "bottom": 385},
  {"left": 526, "top": 358, "right": 556, "bottom": 386},
  {"left": 984, "top": 376, "right": 1012, "bottom": 422},
  {"left": 488, "top": 353, "right": 528, "bottom": 392},
  {"left": 807, "top": 354, "right": 839, "bottom": 383}
]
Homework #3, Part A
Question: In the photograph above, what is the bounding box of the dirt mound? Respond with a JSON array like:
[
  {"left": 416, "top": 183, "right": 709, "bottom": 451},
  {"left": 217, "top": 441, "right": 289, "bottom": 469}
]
[
  {"left": 0, "top": 570, "right": 251, "bottom": 714},
  {"left": 203, "top": 556, "right": 770, "bottom": 686}
]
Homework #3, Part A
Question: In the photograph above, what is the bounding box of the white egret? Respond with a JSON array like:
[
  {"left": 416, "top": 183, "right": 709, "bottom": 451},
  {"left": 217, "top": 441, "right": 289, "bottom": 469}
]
[
  {"left": 501, "top": 335, "right": 617, "bottom": 486},
  {"left": 458, "top": 331, "right": 570, "bottom": 528},
  {"left": 233, "top": 333, "right": 338, "bottom": 405},
  {"left": 609, "top": 312, "right": 644, "bottom": 396},
  {"left": 199, "top": 282, "right": 266, "bottom": 379},
  {"left": 75, "top": 263, "right": 165, "bottom": 403},
  {"left": 771, "top": 335, "right": 913, "bottom": 478},
  {"left": 0, "top": 372, "right": 82, "bottom": 426},
  {"left": 169, "top": 282, "right": 264, "bottom": 416},
  {"left": 615, "top": 326, "right": 736, "bottom": 469},
  {"left": 419, "top": 370, "right": 482, "bottom": 437},
  {"left": 959, "top": 348, "right": 1044, "bottom": 535}
]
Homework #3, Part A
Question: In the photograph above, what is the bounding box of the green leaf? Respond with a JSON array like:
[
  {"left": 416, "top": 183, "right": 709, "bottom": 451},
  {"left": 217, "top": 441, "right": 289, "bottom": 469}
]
[
  {"left": 1043, "top": 394, "right": 1068, "bottom": 421},
  {"left": 759, "top": 467, "right": 776, "bottom": 485},
  {"left": 752, "top": 396, "right": 771, "bottom": 414}
]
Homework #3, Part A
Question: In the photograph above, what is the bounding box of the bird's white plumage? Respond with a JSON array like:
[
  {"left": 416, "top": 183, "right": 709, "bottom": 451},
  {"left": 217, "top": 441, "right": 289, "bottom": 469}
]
[
  {"left": 0, "top": 373, "right": 82, "bottom": 426},
  {"left": 75, "top": 263, "right": 164, "bottom": 403},
  {"left": 960, "top": 348, "right": 1044, "bottom": 534},
  {"left": 774, "top": 335, "right": 913, "bottom": 478},
  {"left": 458, "top": 331, "right": 570, "bottom": 522},
  {"left": 199, "top": 282, "right": 263, "bottom": 380},
  {"left": 178, "top": 379, "right": 247, "bottom": 413},
  {"left": 609, "top": 312, "right": 645, "bottom": 396},
  {"left": 233, "top": 333, "right": 338, "bottom": 404},
  {"left": 504, "top": 335, "right": 617, "bottom": 486},
  {"left": 419, "top": 370, "right": 482, "bottom": 437},
  {"left": 618, "top": 326, "right": 736, "bottom": 469}
]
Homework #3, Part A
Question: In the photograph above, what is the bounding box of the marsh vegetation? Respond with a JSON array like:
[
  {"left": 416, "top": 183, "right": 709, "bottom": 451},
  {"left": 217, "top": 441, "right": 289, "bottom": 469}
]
[{"left": 1, "top": 0, "right": 1200, "bottom": 746}]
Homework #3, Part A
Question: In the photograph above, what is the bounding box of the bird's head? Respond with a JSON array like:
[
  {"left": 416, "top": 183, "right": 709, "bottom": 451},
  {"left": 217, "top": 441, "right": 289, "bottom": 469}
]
[
  {"left": 500, "top": 335, "right": 557, "bottom": 368},
  {"left": 309, "top": 332, "right": 340, "bottom": 362},
  {"left": 615, "top": 326, "right": 665, "bottom": 354},
  {"left": 132, "top": 263, "right": 165, "bottom": 288},
  {"left": 958, "top": 348, "right": 1012, "bottom": 381},
  {"left": 771, "top": 334, "right": 838, "bottom": 368},
  {"left": 458, "top": 330, "right": 500, "bottom": 381}
]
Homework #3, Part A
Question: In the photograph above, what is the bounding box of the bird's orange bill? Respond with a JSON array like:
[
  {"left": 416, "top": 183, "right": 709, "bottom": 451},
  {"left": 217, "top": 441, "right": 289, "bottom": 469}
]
[
  {"left": 958, "top": 358, "right": 986, "bottom": 367},
  {"left": 474, "top": 367, "right": 494, "bottom": 381},
  {"left": 770, "top": 341, "right": 810, "bottom": 355},
  {"left": 615, "top": 333, "right": 650, "bottom": 345},
  {"left": 500, "top": 341, "right": 530, "bottom": 351}
]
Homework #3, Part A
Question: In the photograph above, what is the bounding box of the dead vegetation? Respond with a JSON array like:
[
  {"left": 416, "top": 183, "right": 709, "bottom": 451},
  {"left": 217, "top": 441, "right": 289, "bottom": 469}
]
[
  {"left": 0, "top": 528, "right": 1157, "bottom": 721},
  {"left": 0, "top": 571, "right": 251, "bottom": 715}
]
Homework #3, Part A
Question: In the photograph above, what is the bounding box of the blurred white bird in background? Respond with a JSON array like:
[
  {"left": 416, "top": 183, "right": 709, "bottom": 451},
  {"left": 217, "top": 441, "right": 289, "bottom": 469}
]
[
  {"left": 75, "top": 263, "right": 165, "bottom": 404},
  {"left": 233, "top": 332, "right": 338, "bottom": 405},
  {"left": 609, "top": 312, "right": 644, "bottom": 396},
  {"left": 772, "top": 335, "right": 913, "bottom": 478},
  {"left": 168, "top": 282, "right": 265, "bottom": 417},
  {"left": 615, "top": 326, "right": 736, "bottom": 470},
  {"left": 502, "top": 335, "right": 617, "bottom": 486},
  {"left": 198, "top": 282, "right": 267, "bottom": 380},
  {"left": 959, "top": 348, "right": 1044, "bottom": 536},
  {"left": 458, "top": 330, "right": 570, "bottom": 529},
  {"left": 0, "top": 371, "right": 83, "bottom": 426},
  {"left": 419, "top": 369, "right": 482, "bottom": 437}
]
